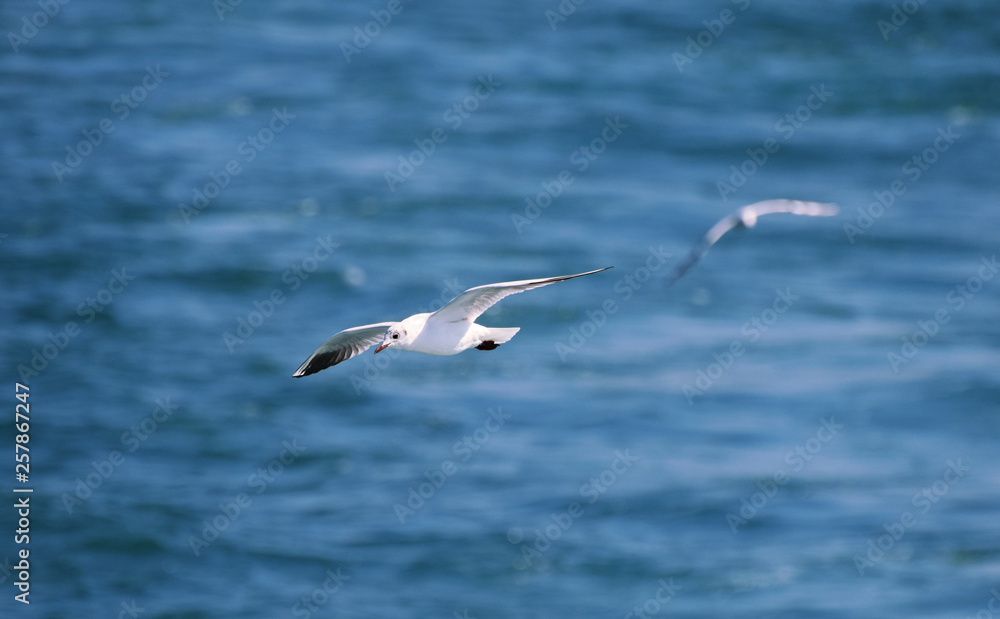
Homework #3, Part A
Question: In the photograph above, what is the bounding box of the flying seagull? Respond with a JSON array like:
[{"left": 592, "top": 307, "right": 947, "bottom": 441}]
[
  {"left": 293, "top": 267, "right": 612, "bottom": 377},
  {"left": 668, "top": 199, "right": 838, "bottom": 285}
]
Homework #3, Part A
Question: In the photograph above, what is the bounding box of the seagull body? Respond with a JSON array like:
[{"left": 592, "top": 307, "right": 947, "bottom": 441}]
[
  {"left": 376, "top": 313, "right": 519, "bottom": 356},
  {"left": 293, "top": 267, "right": 611, "bottom": 377},
  {"left": 669, "top": 199, "right": 838, "bottom": 285}
]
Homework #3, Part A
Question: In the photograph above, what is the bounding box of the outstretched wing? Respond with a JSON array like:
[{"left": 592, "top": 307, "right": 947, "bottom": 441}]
[
  {"left": 738, "top": 199, "right": 839, "bottom": 226},
  {"left": 668, "top": 200, "right": 838, "bottom": 285},
  {"left": 292, "top": 322, "right": 394, "bottom": 377},
  {"left": 428, "top": 267, "right": 613, "bottom": 324}
]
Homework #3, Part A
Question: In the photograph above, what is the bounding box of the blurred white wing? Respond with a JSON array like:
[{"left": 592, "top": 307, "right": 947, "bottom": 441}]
[
  {"left": 292, "top": 322, "right": 394, "bottom": 377},
  {"left": 669, "top": 200, "right": 838, "bottom": 285},
  {"left": 428, "top": 267, "right": 613, "bottom": 324},
  {"left": 737, "top": 199, "right": 839, "bottom": 224}
]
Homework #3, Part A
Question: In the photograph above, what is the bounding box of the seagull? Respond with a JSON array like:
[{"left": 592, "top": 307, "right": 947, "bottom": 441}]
[
  {"left": 668, "top": 199, "right": 838, "bottom": 285},
  {"left": 293, "top": 267, "right": 612, "bottom": 377}
]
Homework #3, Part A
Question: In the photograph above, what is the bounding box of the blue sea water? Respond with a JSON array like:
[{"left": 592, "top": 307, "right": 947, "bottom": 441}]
[{"left": 1, "top": 0, "right": 999, "bottom": 617}]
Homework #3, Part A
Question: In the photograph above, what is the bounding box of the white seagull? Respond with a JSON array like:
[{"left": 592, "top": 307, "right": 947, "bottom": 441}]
[
  {"left": 668, "top": 199, "right": 838, "bottom": 285},
  {"left": 293, "top": 267, "right": 612, "bottom": 377}
]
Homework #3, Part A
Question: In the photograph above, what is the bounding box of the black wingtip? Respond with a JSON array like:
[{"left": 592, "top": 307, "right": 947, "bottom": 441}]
[
  {"left": 579, "top": 266, "right": 613, "bottom": 277},
  {"left": 292, "top": 350, "right": 347, "bottom": 378},
  {"left": 666, "top": 264, "right": 690, "bottom": 287},
  {"left": 292, "top": 356, "right": 323, "bottom": 378}
]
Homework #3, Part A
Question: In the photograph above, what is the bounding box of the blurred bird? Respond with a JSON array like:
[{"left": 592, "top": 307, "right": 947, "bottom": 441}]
[{"left": 668, "top": 199, "right": 838, "bottom": 285}]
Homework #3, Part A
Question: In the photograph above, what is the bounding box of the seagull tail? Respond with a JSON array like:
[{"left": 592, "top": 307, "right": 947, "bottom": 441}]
[{"left": 485, "top": 327, "right": 520, "bottom": 345}]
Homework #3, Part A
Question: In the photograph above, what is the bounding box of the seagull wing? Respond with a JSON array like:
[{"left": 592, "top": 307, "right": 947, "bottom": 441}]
[
  {"left": 740, "top": 199, "right": 839, "bottom": 219},
  {"left": 668, "top": 214, "right": 743, "bottom": 285},
  {"left": 428, "top": 267, "right": 613, "bottom": 324},
  {"left": 292, "top": 322, "right": 395, "bottom": 377},
  {"left": 668, "top": 200, "right": 838, "bottom": 286}
]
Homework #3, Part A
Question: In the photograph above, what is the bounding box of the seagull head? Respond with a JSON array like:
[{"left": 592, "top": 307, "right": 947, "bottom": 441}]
[
  {"left": 737, "top": 207, "right": 760, "bottom": 229},
  {"left": 375, "top": 323, "right": 408, "bottom": 353}
]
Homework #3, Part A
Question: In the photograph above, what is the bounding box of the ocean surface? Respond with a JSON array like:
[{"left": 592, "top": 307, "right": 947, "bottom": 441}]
[{"left": 2, "top": 0, "right": 999, "bottom": 617}]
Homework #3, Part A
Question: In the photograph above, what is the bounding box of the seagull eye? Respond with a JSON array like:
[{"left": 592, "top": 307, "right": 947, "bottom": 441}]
[{"left": 392, "top": 333, "right": 398, "bottom": 339}]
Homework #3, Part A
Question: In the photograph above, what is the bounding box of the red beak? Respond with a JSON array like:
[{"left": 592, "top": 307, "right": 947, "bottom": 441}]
[{"left": 374, "top": 343, "right": 388, "bottom": 353}]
